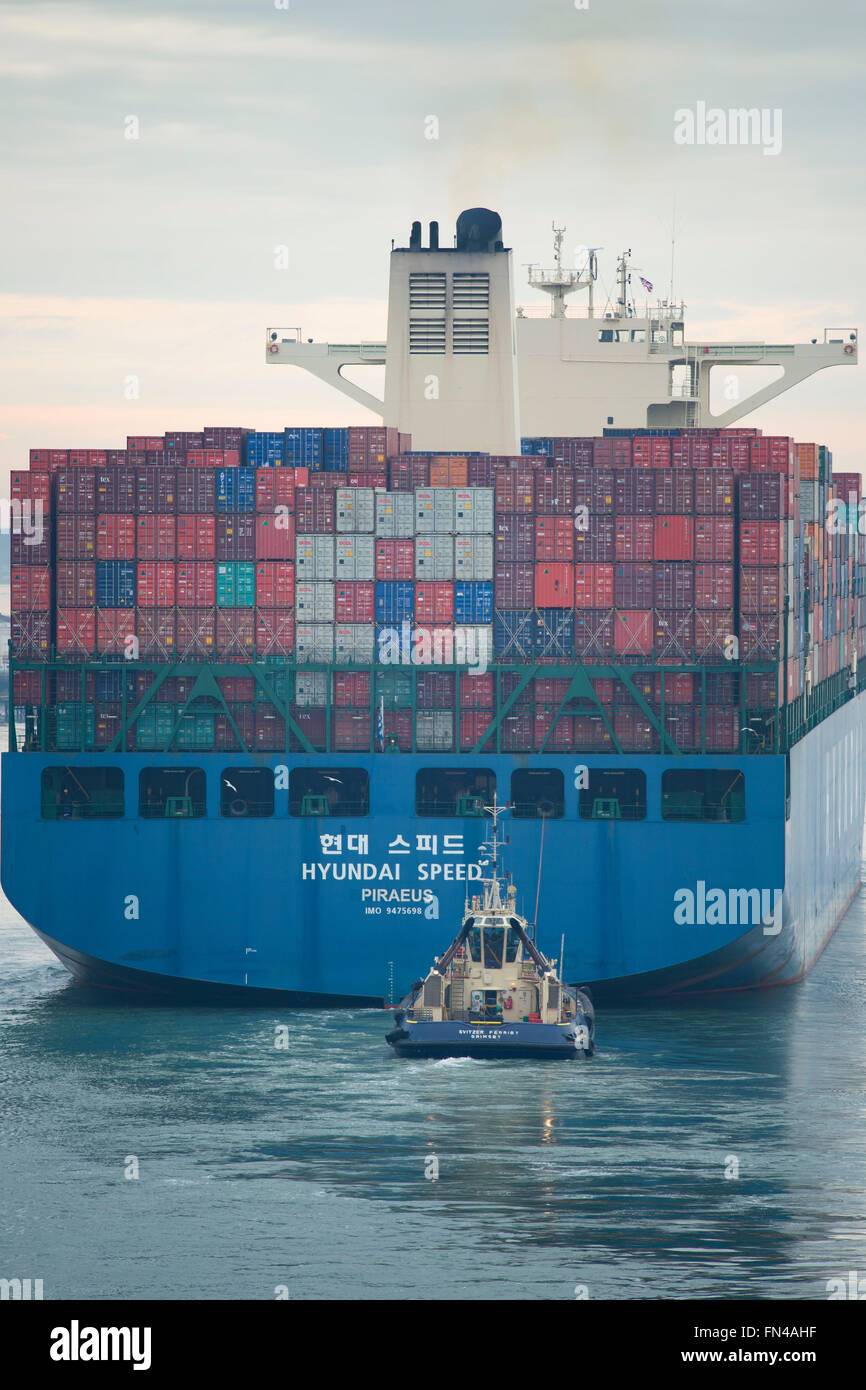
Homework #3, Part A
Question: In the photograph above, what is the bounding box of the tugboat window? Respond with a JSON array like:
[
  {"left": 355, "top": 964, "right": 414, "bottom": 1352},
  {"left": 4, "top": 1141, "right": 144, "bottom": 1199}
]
[
  {"left": 467, "top": 926, "right": 483, "bottom": 962},
  {"left": 505, "top": 927, "right": 521, "bottom": 962},
  {"left": 661, "top": 769, "right": 745, "bottom": 822},
  {"left": 139, "top": 768, "right": 206, "bottom": 819},
  {"left": 220, "top": 768, "right": 275, "bottom": 818},
  {"left": 511, "top": 768, "right": 564, "bottom": 819},
  {"left": 41, "top": 767, "right": 124, "bottom": 820},
  {"left": 289, "top": 768, "right": 369, "bottom": 817},
  {"left": 579, "top": 769, "right": 646, "bottom": 821},
  {"left": 415, "top": 769, "right": 495, "bottom": 817},
  {"left": 483, "top": 927, "right": 505, "bottom": 969}
]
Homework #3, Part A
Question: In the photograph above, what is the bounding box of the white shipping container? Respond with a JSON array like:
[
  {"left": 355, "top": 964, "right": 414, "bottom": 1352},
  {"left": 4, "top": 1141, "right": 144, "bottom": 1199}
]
[
  {"left": 375, "top": 491, "right": 415, "bottom": 538},
  {"left": 454, "top": 534, "right": 494, "bottom": 580},
  {"left": 296, "top": 535, "right": 335, "bottom": 580},
  {"left": 295, "top": 671, "right": 328, "bottom": 707},
  {"left": 335, "top": 534, "right": 375, "bottom": 580},
  {"left": 454, "top": 487, "right": 494, "bottom": 535},
  {"left": 295, "top": 624, "right": 334, "bottom": 664},
  {"left": 335, "top": 623, "right": 376, "bottom": 664},
  {"left": 415, "top": 487, "right": 455, "bottom": 534},
  {"left": 295, "top": 581, "right": 335, "bottom": 623},
  {"left": 336, "top": 487, "right": 375, "bottom": 533},
  {"left": 416, "top": 710, "right": 454, "bottom": 751},
  {"left": 415, "top": 535, "right": 454, "bottom": 580}
]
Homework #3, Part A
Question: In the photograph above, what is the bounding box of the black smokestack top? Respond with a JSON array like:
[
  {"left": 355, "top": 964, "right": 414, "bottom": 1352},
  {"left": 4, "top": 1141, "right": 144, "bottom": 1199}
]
[
  {"left": 410, "top": 220, "right": 422, "bottom": 250},
  {"left": 429, "top": 220, "right": 439, "bottom": 250},
  {"left": 455, "top": 208, "right": 502, "bottom": 252}
]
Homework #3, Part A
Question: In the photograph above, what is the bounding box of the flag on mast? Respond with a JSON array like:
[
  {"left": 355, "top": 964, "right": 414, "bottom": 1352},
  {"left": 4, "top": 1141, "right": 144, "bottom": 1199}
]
[{"left": 639, "top": 276, "right": 653, "bottom": 293}]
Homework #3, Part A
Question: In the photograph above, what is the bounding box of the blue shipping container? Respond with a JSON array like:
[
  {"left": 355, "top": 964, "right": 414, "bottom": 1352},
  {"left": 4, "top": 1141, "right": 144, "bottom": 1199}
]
[
  {"left": 454, "top": 581, "right": 493, "bottom": 625},
  {"left": 494, "top": 610, "right": 534, "bottom": 660},
  {"left": 246, "top": 431, "right": 283, "bottom": 466},
  {"left": 534, "top": 609, "right": 574, "bottom": 660},
  {"left": 216, "top": 467, "right": 256, "bottom": 513},
  {"left": 96, "top": 562, "right": 136, "bottom": 608},
  {"left": 375, "top": 581, "right": 415, "bottom": 624}
]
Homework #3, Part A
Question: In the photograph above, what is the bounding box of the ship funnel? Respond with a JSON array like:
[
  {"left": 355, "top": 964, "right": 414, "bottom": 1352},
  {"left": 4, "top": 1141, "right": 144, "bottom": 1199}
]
[
  {"left": 456, "top": 207, "right": 502, "bottom": 252},
  {"left": 409, "top": 220, "right": 422, "bottom": 250},
  {"left": 429, "top": 220, "right": 439, "bottom": 250}
]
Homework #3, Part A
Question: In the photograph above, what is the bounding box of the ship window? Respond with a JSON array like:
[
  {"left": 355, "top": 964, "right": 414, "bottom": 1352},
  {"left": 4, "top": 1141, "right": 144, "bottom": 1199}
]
[
  {"left": 467, "top": 926, "right": 483, "bottom": 962},
  {"left": 661, "top": 769, "right": 745, "bottom": 822},
  {"left": 220, "top": 768, "right": 274, "bottom": 818},
  {"left": 579, "top": 769, "right": 646, "bottom": 821},
  {"left": 632, "top": 329, "right": 646, "bottom": 343},
  {"left": 289, "top": 767, "right": 369, "bottom": 816},
  {"left": 415, "top": 769, "right": 495, "bottom": 817},
  {"left": 483, "top": 927, "right": 505, "bottom": 969},
  {"left": 598, "top": 329, "right": 614, "bottom": 343},
  {"left": 505, "top": 927, "right": 521, "bottom": 963},
  {"left": 41, "top": 767, "right": 124, "bottom": 820},
  {"left": 511, "top": 768, "right": 564, "bottom": 819},
  {"left": 139, "top": 768, "right": 206, "bottom": 819}
]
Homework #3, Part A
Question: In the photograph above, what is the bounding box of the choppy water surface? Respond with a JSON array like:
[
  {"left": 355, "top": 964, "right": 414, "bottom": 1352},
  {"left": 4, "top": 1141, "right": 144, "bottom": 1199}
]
[{"left": 1, "top": 881, "right": 865, "bottom": 1300}]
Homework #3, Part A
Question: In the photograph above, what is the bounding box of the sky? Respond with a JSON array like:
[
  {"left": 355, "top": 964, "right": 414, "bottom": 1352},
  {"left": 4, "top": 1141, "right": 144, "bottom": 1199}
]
[{"left": 0, "top": 0, "right": 864, "bottom": 489}]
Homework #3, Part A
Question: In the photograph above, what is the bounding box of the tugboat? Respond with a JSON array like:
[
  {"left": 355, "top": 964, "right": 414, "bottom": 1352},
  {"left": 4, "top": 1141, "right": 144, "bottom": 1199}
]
[{"left": 385, "top": 798, "right": 595, "bottom": 1060}]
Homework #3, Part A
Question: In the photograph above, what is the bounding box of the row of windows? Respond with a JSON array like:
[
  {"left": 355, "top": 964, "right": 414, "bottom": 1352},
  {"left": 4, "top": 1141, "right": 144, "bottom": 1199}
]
[{"left": 40, "top": 766, "right": 746, "bottom": 823}]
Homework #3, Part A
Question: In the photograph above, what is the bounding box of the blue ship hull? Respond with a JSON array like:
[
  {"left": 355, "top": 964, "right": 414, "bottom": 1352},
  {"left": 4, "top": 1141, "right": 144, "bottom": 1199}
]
[{"left": 2, "top": 693, "right": 863, "bottom": 1003}]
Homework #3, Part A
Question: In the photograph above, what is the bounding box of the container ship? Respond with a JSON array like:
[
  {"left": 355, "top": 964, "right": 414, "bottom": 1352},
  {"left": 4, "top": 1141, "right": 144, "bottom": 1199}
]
[{"left": 2, "top": 208, "right": 863, "bottom": 1005}]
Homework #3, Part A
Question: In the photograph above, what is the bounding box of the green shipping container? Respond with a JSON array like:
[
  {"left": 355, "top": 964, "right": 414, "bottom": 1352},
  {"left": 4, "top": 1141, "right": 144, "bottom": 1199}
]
[
  {"left": 55, "top": 703, "right": 96, "bottom": 750},
  {"left": 136, "top": 703, "right": 175, "bottom": 750},
  {"left": 375, "top": 669, "right": 412, "bottom": 707},
  {"left": 216, "top": 561, "right": 255, "bottom": 608},
  {"left": 175, "top": 712, "right": 216, "bottom": 750},
  {"left": 254, "top": 668, "right": 293, "bottom": 701}
]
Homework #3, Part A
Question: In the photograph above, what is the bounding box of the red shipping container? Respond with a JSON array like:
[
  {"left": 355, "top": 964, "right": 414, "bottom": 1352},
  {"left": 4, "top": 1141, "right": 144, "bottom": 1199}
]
[
  {"left": 137, "top": 562, "right": 176, "bottom": 607},
  {"left": 459, "top": 713, "right": 495, "bottom": 751},
  {"left": 335, "top": 581, "right": 375, "bottom": 623},
  {"left": 654, "top": 470, "right": 694, "bottom": 514},
  {"left": 96, "top": 466, "right": 137, "bottom": 512},
  {"left": 614, "top": 562, "right": 653, "bottom": 608},
  {"left": 500, "top": 714, "right": 533, "bottom": 751},
  {"left": 11, "top": 612, "right": 50, "bottom": 659},
  {"left": 740, "top": 566, "right": 784, "bottom": 611},
  {"left": 534, "top": 468, "right": 575, "bottom": 514},
  {"left": 10, "top": 471, "right": 52, "bottom": 508},
  {"left": 218, "top": 676, "right": 256, "bottom": 702},
  {"left": 346, "top": 471, "right": 387, "bottom": 488},
  {"left": 176, "top": 608, "right": 216, "bottom": 659},
  {"left": 334, "top": 672, "right": 371, "bottom": 707},
  {"left": 663, "top": 707, "right": 697, "bottom": 751},
  {"left": 705, "top": 709, "right": 739, "bottom": 751},
  {"left": 176, "top": 468, "right": 216, "bottom": 513},
  {"left": 333, "top": 712, "right": 371, "bottom": 750},
  {"left": 494, "top": 468, "right": 535, "bottom": 513},
  {"left": 467, "top": 457, "right": 494, "bottom": 486},
  {"left": 256, "top": 513, "right": 295, "bottom": 558},
  {"left": 694, "top": 563, "right": 734, "bottom": 609},
  {"left": 11, "top": 565, "right": 51, "bottom": 610},
  {"left": 572, "top": 714, "right": 613, "bottom": 750},
  {"left": 740, "top": 521, "right": 783, "bottom": 566},
  {"left": 694, "top": 610, "right": 734, "bottom": 659},
  {"left": 56, "top": 515, "right": 96, "bottom": 560},
  {"left": 653, "top": 608, "right": 694, "bottom": 662},
  {"left": 593, "top": 437, "right": 632, "bottom": 467},
  {"left": 57, "top": 469, "right": 96, "bottom": 512},
  {"left": 295, "top": 488, "right": 335, "bottom": 533},
  {"left": 135, "top": 468, "right": 176, "bottom": 514},
  {"left": 417, "top": 672, "right": 455, "bottom": 707},
  {"left": 203, "top": 427, "right": 245, "bottom": 450},
  {"left": 573, "top": 562, "right": 613, "bottom": 608},
  {"left": 255, "top": 560, "right": 295, "bottom": 608},
  {"left": 29, "top": 449, "right": 66, "bottom": 471},
  {"left": 572, "top": 515, "right": 615, "bottom": 563},
  {"left": 97, "top": 514, "right": 136, "bottom": 560},
  {"left": 615, "top": 516, "right": 653, "bottom": 561},
  {"left": 136, "top": 608, "right": 176, "bottom": 659},
  {"left": 348, "top": 425, "right": 399, "bottom": 466},
  {"left": 376, "top": 539, "right": 414, "bottom": 580},
  {"left": 388, "top": 456, "right": 430, "bottom": 491},
  {"left": 176, "top": 562, "right": 216, "bottom": 607},
  {"left": 654, "top": 515, "right": 693, "bottom": 560},
  {"left": 613, "top": 709, "right": 658, "bottom": 751},
  {"left": 217, "top": 609, "right": 255, "bottom": 661},
  {"left": 694, "top": 469, "right": 735, "bottom": 515},
  {"left": 215, "top": 705, "right": 256, "bottom": 752},
  {"left": 56, "top": 561, "right": 96, "bottom": 607},
  {"left": 415, "top": 581, "right": 454, "bottom": 624},
  {"left": 533, "top": 711, "right": 574, "bottom": 751},
  {"left": 536, "top": 562, "right": 574, "bottom": 607},
  {"left": 187, "top": 448, "right": 231, "bottom": 468},
  {"left": 57, "top": 609, "right": 96, "bottom": 656},
  {"left": 256, "top": 609, "right": 295, "bottom": 657},
  {"left": 13, "top": 670, "right": 45, "bottom": 704},
  {"left": 12, "top": 529, "right": 50, "bottom": 565},
  {"left": 96, "top": 608, "right": 135, "bottom": 654},
  {"left": 136, "top": 514, "right": 176, "bottom": 559},
  {"left": 613, "top": 610, "right": 653, "bottom": 656},
  {"left": 535, "top": 516, "right": 574, "bottom": 561},
  {"left": 494, "top": 563, "right": 533, "bottom": 609},
  {"left": 255, "top": 467, "right": 298, "bottom": 511},
  {"left": 176, "top": 515, "right": 216, "bottom": 559},
  {"left": 215, "top": 516, "right": 255, "bottom": 561},
  {"left": 614, "top": 469, "right": 654, "bottom": 514},
  {"left": 694, "top": 517, "right": 734, "bottom": 561},
  {"left": 460, "top": 674, "right": 494, "bottom": 707},
  {"left": 309, "top": 471, "right": 346, "bottom": 490},
  {"left": 653, "top": 562, "right": 694, "bottom": 609},
  {"left": 573, "top": 609, "right": 614, "bottom": 657},
  {"left": 739, "top": 612, "right": 782, "bottom": 660},
  {"left": 383, "top": 709, "right": 414, "bottom": 749},
  {"left": 495, "top": 515, "right": 535, "bottom": 563}
]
